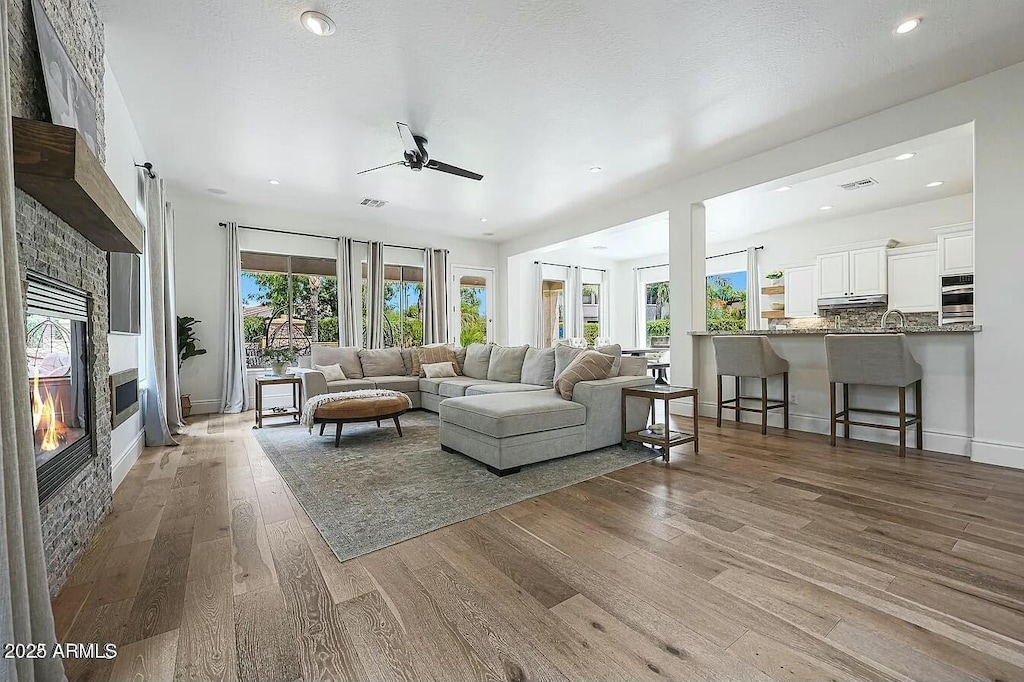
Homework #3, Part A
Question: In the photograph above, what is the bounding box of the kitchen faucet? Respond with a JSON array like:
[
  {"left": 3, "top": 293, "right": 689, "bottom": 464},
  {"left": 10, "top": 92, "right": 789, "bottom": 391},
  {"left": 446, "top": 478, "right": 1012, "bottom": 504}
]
[{"left": 881, "top": 309, "right": 907, "bottom": 329}]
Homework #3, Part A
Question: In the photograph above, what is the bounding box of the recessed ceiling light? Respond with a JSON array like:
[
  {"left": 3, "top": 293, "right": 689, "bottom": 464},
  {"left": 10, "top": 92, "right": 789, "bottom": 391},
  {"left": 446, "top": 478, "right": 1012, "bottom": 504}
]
[
  {"left": 894, "top": 152, "right": 915, "bottom": 161},
  {"left": 926, "top": 181, "right": 944, "bottom": 187},
  {"left": 207, "top": 188, "right": 227, "bottom": 195},
  {"left": 895, "top": 18, "right": 921, "bottom": 35},
  {"left": 775, "top": 186, "right": 792, "bottom": 193},
  {"left": 591, "top": 245, "right": 608, "bottom": 250},
  {"left": 300, "top": 10, "right": 336, "bottom": 36},
  {"left": 481, "top": 232, "right": 494, "bottom": 237},
  {"left": 268, "top": 179, "right": 280, "bottom": 185},
  {"left": 820, "top": 205, "right": 834, "bottom": 211},
  {"left": 588, "top": 166, "right": 602, "bottom": 173},
  {"left": 480, "top": 218, "right": 488, "bottom": 223}
]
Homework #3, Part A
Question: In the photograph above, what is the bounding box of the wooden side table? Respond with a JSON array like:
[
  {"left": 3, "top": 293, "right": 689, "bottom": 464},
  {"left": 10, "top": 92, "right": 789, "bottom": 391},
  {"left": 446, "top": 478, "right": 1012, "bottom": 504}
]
[
  {"left": 621, "top": 384, "right": 699, "bottom": 461},
  {"left": 254, "top": 375, "right": 302, "bottom": 428}
]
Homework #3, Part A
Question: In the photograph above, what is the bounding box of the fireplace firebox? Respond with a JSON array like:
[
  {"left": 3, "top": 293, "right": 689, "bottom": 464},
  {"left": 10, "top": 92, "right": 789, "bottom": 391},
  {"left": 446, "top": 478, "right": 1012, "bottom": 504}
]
[{"left": 25, "top": 272, "right": 94, "bottom": 503}]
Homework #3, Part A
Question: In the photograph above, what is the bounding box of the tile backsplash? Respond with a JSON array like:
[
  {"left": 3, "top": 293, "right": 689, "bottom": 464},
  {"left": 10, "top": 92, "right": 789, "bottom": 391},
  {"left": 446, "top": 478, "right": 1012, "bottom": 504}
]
[{"left": 769, "top": 305, "right": 938, "bottom": 330}]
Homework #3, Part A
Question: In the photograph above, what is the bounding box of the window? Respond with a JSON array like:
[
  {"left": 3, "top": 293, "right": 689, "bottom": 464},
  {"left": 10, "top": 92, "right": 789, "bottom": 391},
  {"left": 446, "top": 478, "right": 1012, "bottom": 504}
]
[
  {"left": 361, "top": 263, "right": 424, "bottom": 348},
  {"left": 458, "top": 274, "right": 488, "bottom": 345},
  {"left": 582, "top": 283, "right": 601, "bottom": 346},
  {"left": 540, "top": 279, "right": 566, "bottom": 348},
  {"left": 706, "top": 271, "right": 747, "bottom": 332},
  {"left": 644, "top": 281, "right": 670, "bottom": 346},
  {"left": 241, "top": 252, "right": 338, "bottom": 368}
]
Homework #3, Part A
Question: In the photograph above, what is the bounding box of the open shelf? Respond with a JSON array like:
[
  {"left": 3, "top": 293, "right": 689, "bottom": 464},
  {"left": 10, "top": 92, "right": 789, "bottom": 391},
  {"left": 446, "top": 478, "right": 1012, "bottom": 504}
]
[
  {"left": 761, "top": 310, "right": 785, "bottom": 319},
  {"left": 12, "top": 117, "right": 143, "bottom": 253},
  {"left": 761, "top": 285, "right": 785, "bottom": 295}
]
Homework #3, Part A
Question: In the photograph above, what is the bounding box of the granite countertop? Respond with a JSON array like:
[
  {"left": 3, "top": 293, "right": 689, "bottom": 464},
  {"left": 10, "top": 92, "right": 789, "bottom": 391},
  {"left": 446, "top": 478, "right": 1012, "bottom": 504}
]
[{"left": 689, "top": 324, "right": 981, "bottom": 336}]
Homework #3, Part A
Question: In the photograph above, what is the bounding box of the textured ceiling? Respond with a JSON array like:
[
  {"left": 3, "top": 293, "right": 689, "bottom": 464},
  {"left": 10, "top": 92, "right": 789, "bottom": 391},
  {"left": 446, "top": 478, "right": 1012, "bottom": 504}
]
[{"left": 97, "top": 0, "right": 1024, "bottom": 240}]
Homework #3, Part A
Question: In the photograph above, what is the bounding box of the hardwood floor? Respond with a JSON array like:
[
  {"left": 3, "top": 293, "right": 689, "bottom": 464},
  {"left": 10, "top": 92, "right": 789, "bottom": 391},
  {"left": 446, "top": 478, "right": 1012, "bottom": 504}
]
[{"left": 53, "top": 412, "right": 1024, "bottom": 681}]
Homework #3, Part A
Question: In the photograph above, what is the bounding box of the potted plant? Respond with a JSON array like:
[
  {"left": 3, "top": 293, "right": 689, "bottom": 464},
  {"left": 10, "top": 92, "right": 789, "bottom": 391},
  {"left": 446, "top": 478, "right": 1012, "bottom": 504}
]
[
  {"left": 262, "top": 347, "right": 297, "bottom": 376},
  {"left": 176, "top": 316, "right": 208, "bottom": 418},
  {"left": 765, "top": 270, "right": 784, "bottom": 282}
]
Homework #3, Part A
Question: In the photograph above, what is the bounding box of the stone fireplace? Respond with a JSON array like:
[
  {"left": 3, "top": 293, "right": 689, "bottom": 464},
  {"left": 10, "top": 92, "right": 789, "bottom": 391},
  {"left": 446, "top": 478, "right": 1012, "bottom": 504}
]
[{"left": 8, "top": 0, "right": 111, "bottom": 592}]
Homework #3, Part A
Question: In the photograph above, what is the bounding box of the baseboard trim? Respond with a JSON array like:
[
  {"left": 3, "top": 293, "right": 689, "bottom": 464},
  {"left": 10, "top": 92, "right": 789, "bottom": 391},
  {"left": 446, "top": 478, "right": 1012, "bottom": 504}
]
[
  {"left": 187, "top": 398, "right": 222, "bottom": 415},
  {"left": 971, "top": 440, "right": 1024, "bottom": 470},
  {"left": 691, "top": 400, "right": 972, "bottom": 457},
  {"left": 112, "top": 429, "right": 146, "bottom": 490}
]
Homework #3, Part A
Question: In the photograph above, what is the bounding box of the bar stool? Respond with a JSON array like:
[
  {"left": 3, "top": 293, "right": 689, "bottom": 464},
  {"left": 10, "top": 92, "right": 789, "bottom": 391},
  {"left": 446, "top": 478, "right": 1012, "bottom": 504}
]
[
  {"left": 825, "top": 334, "right": 922, "bottom": 457},
  {"left": 713, "top": 336, "right": 790, "bottom": 435}
]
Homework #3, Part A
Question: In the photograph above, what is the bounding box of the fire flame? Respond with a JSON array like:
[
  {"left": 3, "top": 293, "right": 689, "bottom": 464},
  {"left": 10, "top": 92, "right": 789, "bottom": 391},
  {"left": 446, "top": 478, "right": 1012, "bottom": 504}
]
[{"left": 31, "top": 373, "right": 66, "bottom": 452}]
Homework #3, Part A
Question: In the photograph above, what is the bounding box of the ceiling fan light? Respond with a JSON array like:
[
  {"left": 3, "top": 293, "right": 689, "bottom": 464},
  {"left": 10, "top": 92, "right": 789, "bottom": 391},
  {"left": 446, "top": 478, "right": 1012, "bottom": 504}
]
[{"left": 301, "top": 11, "right": 336, "bottom": 36}]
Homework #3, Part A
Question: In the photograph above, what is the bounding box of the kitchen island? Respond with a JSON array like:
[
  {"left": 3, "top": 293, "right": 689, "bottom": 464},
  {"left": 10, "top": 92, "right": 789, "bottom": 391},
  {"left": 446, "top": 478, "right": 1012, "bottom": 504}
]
[{"left": 690, "top": 326, "right": 977, "bottom": 455}]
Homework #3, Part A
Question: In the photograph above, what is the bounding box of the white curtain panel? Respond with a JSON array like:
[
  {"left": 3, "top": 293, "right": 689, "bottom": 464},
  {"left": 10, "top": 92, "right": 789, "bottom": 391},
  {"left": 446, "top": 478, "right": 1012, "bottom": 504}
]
[
  {"left": 746, "top": 246, "right": 761, "bottom": 330},
  {"left": 0, "top": 0, "right": 66, "bottom": 676},
  {"left": 633, "top": 267, "right": 642, "bottom": 346},
  {"left": 421, "top": 248, "right": 449, "bottom": 345},
  {"left": 600, "top": 269, "right": 611, "bottom": 340},
  {"left": 163, "top": 203, "right": 184, "bottom": 432},
  {"left": 142, "top": 175, "right": 179, "bottom": 445},
  {"left": 568, "top": 265, "right": 584, "bottom": 339},
  {"left": 365, "top": 241, "right": 386, "bottom": 348},
  {"left": 336, "top": 237, "right": 359, "bottom": 346},
  {"left": 221, "top": 222, "right": 248, "bottom": 412},
  {"left": 534, "top": 262, "right": 546, "bottom": 347}
]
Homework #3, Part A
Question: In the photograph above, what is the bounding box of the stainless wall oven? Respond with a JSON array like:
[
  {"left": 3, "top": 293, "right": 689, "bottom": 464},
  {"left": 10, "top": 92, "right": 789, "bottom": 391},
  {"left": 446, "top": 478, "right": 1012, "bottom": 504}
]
[{"left": 941, "top": 274, "right": 974, "bottom": 324}]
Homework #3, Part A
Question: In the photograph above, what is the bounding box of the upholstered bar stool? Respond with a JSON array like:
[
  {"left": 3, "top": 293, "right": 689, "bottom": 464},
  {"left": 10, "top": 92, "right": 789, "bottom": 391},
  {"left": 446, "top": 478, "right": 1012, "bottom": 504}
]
[
  {"left": 712, "top": 336, "right": 790, "bottom": 435},
  {"left": 825, "top": 334, "right": 922, "bottom": 457}
]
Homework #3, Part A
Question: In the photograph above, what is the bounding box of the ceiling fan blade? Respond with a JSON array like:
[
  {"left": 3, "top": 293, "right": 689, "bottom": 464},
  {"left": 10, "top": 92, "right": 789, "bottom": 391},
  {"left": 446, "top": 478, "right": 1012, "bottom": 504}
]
[
  {"left": 425, "top": 159, "right": 483, "bottom": 181},
  {"left": 356, "top": 160, "right": 406, "bottom": 175},
  {"left": 396, "top": 122, "right": 421, "bottom": 156}
]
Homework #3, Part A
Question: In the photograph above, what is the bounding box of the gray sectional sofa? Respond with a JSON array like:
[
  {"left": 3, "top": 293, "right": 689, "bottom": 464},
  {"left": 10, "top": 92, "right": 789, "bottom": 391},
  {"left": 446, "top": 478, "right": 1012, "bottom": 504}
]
[{"left": 297, "top": 343, "right": 654, "bottom": 475}]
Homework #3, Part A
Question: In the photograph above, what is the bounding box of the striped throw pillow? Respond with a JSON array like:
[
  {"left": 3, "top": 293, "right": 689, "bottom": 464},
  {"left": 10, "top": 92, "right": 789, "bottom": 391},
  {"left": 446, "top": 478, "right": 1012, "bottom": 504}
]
[
  {"left": 412, "top": 345, "right": 462, "bottom": 377},
  {"left": 555, "top": 350, "right": 614, "bottom": 400}
]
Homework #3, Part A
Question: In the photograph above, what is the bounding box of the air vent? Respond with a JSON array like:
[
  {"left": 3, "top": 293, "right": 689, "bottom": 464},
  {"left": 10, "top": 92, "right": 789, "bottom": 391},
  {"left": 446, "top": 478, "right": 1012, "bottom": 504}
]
[
  {"left": 360, "top": 198, "right": 388, "bottom": 208},
  {"left": 839, "top": 177, "right": 878, "bottom": 191}
]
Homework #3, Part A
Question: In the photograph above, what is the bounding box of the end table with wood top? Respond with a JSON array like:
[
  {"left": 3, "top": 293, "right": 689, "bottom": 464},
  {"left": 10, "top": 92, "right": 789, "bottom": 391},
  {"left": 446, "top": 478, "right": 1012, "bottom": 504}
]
[
  {"left": 254, "top": 374, "right": 303, "bottom": 428},
  {"left": 621, "top": 384, "right": 699, "bottom": 461}
]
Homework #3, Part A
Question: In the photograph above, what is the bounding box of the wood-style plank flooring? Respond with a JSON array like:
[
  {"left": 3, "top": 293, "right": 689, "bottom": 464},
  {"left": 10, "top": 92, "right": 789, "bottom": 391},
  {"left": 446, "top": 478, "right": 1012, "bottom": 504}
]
[{"left": 53, "top": 411, "right": 1024, "bottom": 681}]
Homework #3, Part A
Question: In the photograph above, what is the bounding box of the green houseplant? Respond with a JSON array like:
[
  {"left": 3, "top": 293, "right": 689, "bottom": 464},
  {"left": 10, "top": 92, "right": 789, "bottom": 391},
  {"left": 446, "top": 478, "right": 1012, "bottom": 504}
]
[
  {"left": 765, "top": 270, "right": 784, "bottom": 282},
  {"left": 176, "top": 316, "right": 208, "bottom": 418},
  {"left": 262, "top": 347, "right": 297, "bottom": 376}
]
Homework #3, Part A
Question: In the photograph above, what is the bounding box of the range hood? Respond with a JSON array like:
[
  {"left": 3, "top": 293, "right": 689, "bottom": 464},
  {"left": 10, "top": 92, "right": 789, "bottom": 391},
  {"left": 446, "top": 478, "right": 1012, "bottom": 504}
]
[{"left": 817, "top": 294, "right": 888, "bottom": 310}]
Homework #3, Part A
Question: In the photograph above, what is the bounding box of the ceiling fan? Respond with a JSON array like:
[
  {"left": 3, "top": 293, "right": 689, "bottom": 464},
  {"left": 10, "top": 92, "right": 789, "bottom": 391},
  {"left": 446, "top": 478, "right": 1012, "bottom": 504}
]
[{"left": 357, "top": 122, "right": 483, "bottom": 181}]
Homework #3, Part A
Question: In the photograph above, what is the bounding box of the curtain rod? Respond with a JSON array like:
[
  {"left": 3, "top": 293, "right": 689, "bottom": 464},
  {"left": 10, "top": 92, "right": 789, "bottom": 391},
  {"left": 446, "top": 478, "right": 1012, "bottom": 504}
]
[
  {"left": 534, "top": 260, "right": 608, "bottom": 273},
  {"left": 218, "top": 222, "right": 448, "bottom": 253},
  {"left": 633, "top": 245, "right": 763, "bottom": 271}
]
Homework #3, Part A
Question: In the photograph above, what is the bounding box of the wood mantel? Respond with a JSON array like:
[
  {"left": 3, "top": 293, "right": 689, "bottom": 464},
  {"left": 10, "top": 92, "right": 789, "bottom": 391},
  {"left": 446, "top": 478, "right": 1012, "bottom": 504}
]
[{"left": 12, "top": 117, "right": 143, "bottom": 253}]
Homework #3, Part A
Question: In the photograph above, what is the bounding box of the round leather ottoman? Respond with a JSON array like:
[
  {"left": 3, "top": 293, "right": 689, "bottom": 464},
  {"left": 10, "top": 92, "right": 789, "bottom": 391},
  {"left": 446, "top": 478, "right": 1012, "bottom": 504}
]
[{"left": 313, "top": 394, "right": 409, "bottom": 446}]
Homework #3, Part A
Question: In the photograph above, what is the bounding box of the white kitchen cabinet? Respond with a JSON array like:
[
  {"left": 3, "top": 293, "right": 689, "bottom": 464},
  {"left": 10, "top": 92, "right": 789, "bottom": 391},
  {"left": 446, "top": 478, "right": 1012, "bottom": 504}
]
[
  {"left": 784, "top": 265, "right": 818, "bottom": 318},
  {"left": 934, "top": 225, "right": 974, "bottom": 275},
  {"left": 849, "top": 246, "right": 888, "bottom": 296},
  {"left": 887, "top": 244, "right": 939, "bottom": 313},
  {"left": 816, "top": 242, "right": 893, "bottom": 297},
  {"left": 816, "top": 252, "right": 849, "bottom": 298}
]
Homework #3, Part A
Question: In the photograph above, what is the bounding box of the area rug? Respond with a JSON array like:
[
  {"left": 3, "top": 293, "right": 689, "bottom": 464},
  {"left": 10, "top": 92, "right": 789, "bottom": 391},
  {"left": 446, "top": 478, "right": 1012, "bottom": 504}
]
[{"left": 253, "top": 410, "right": 656, "bottom": 562}]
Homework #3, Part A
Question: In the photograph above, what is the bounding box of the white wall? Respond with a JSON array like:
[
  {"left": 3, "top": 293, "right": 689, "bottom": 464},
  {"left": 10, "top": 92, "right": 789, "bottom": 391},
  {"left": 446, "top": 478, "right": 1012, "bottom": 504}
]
[
  {"left": 498, "top": 61, "right": 1024, "bottom": 470},
  {"left": 709, "top": 193, "right": 974, "bottom": 276},
  {"left": 103, "top": 60, "right": 148, "bottom": 488},
  {"left": 172, "top": 188, "right": 499, "bottom": 413}
]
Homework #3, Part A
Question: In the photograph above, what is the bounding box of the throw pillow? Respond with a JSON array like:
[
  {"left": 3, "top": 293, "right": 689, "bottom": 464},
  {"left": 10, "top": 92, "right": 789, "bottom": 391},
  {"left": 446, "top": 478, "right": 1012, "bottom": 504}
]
[
  {"left": 521, "top": 347, "right": 556, "bottom": 387},
  {"left": 422, "top": 361, "right": 457, "bottom": 379},
  {"left": 595, "top": 343, "right": 623, "bottom": 377},
  {"left": 554, "top": 344, "right": 584, "bottom": 379},
  {"left": 313, "top": 363, "right": 346, "bottom": 382},
  {"left": 413, "top": 345, "right": 462, "bottom": 376},
  {"left": 462, "top": 343, "right": 493, "bottom": 379},
  {"left": 358, "top": 347, "right": 406, "bottom": 377},
  {"left": 400, "top": 348, "right": 415, "bottom": 375},
  {"left": 487, "top": 344, "right": 529, "bottom": 383},
  {"left": 311, "top": 345, "right": 363, "bottom": 379},
  {"left": 555, "top": 350, "right": 614, "bottom": 400}
]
